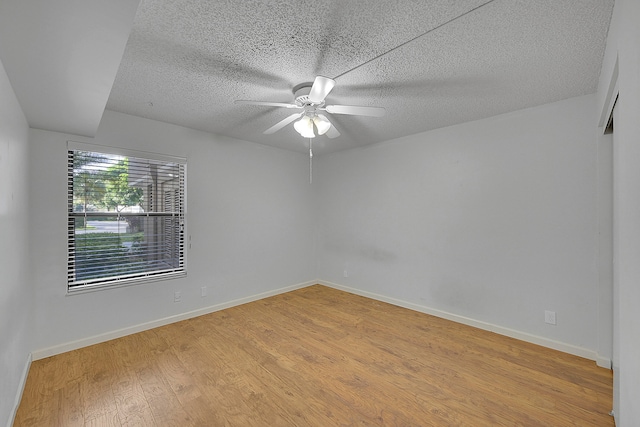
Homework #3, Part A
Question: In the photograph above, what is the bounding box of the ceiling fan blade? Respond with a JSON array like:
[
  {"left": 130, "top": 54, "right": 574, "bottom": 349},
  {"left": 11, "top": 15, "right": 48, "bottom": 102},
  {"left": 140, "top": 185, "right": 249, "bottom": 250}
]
[
  {"left": 316, "top": 114, "right": 340, "bottom": 139},
  {"left": 325, "top": 124, "right": 340, "bottom": 139},
  {"left": 324, "top": 104, "right": 386, "bottom": 117},
  {"left": 235, "top": 100, "right": 300, "bottom": 109},
  {"left": 308, "top": 76, "right": 336, "bottom": 104},
  {"left": 263, "top": 113, "right": 303, "bottom": 135}
]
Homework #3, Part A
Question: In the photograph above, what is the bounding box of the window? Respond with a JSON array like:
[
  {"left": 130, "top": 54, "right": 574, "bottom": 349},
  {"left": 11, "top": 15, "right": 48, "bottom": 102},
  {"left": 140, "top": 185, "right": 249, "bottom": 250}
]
[{"left": 67, "top": 143, "right": 186, "bottom": 292}]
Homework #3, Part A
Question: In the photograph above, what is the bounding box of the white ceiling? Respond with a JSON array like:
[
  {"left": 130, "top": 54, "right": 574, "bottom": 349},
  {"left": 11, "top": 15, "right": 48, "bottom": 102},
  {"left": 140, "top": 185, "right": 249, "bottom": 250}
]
[
  {"left": 0, "top": 0, "right": 139, "bottom": 137},
  {"left": 0, "top": 1, "right": 614, "bottom": 155}
]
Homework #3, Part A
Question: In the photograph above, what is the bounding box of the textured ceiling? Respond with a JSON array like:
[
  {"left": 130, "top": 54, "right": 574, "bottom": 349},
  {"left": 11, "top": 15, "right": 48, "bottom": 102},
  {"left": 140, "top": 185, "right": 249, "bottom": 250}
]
[{"left": 106, "top": 0, "right": 614, "bottom": 155}]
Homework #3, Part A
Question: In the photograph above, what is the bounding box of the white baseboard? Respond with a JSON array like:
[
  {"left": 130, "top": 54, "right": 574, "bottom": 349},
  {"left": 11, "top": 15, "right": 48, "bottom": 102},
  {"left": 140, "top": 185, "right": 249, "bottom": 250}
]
[
  {"left": 31, "top": 280, "right": 315, "bottom": 360},
  {"left": 8, "top": 352, "right": 32, "bottom": 427},
  {"left": 596, "top": 354, "right": 612, "bottom": 369},
  {"left": 30, "top": 279, "right": 612, "bottom": 370},
  {"left": 319, "top": 280, "right": 607, "bottom": 365}
]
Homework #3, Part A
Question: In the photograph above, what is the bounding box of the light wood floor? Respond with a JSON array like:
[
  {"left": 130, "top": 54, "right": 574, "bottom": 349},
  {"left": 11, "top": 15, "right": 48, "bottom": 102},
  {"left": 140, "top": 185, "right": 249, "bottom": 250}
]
[{"left": 15, "top": 285, "right": 613, "bottom": 426}]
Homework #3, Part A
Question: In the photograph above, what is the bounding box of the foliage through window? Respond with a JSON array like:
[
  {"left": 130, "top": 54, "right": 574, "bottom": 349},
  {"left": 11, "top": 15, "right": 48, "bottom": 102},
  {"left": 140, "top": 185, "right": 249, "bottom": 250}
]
[{"left": 67, "top": 144, "right": 186, "bottom": 291}]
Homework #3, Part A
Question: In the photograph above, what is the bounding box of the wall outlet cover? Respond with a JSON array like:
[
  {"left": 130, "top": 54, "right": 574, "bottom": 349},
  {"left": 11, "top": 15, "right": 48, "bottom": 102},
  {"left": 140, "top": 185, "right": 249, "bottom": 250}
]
[{"left": 544, "top": 310, "right": 556, "bottom": 325}]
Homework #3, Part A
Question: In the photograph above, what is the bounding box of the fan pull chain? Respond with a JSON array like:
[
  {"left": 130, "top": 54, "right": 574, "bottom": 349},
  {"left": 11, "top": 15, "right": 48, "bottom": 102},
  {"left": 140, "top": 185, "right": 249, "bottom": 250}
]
[{"left": 309, "top": 138, "right": 313, "bottom": 184}]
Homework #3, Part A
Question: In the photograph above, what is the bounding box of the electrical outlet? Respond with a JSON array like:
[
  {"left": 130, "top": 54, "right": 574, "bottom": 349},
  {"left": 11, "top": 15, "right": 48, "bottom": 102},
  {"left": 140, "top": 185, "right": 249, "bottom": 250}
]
[
  {"left": 201, "top": 286, "right": 207, "bottom": 297},
  {"left": 343, "top": 262, "right": 348, "bottom": 278},
  {"left": 544, "top": 310, "right": 556, "bottom": 325},
  {"left": 174, "top": 291, "right": 181, "bottom": 303}
]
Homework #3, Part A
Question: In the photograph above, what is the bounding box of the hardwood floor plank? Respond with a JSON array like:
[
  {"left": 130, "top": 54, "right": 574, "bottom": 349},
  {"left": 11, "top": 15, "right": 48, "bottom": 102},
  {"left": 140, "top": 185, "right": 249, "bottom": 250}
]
[
  {"left": 136, "top": 358, "right": 195, "bottom": 426},
  {"left": 160, "top": 328, "right": 260, "bottom": 426},
  {"left": 13, "top": 363, "right": 54, "bottom": 426},
  {"left": 14, "top": 285, "right": 613, "bottom": 426},
  {"left": 154, "top": 346, "right": 202, "bottom": 405},
  {"left": 111, "top": 370, "right": 156, "bottom": 427},
  {"left": 56, "top": 381, "right": 84, "bottom": 426},
  {"left": 257, "top": 292, "right": 528, "bottom": 423},
  {"left": 78, "top": 344, "right": 119, "bottom": 424},
  {"left": 85, "top": 410, "right": 120, "bottom": 427},
  {"left": 285, "top": 286, "right": 614, "bottom": 425}
]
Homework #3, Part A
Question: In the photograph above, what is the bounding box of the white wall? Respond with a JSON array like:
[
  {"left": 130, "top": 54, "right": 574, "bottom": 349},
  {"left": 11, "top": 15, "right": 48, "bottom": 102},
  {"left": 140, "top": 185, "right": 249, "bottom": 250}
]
[
  {"left": 596, "top": 132, "right": 613, "bottom": 366},
  {"left": 0, "top": 57, "right": 32, "bottom": 426},
  {"left": 316, "top": 95, "right": 601, "bottom": 357},
  {"left": 29, "top": 110, "right": 316, "bottom": 355},
  {"left": 597, "top": 0, "right": 640, "bottom": 424}
]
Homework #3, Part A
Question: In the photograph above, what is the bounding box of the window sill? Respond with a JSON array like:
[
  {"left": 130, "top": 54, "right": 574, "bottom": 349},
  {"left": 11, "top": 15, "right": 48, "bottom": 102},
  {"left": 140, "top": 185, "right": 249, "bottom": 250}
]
[{"left": 66, "top": 271, "right": 187, "bottom": 295}]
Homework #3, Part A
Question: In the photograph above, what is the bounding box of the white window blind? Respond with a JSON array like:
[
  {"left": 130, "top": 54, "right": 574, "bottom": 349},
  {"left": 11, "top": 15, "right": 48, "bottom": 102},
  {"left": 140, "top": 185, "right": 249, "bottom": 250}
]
[{"left": 67, "top": 146, "right": 186, "bottom": 292}]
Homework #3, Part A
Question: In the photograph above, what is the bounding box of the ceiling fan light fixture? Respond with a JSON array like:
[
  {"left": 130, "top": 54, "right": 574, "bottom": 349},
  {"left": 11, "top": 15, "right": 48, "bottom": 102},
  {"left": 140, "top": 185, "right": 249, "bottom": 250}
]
[
  {"left": 313, "top": 114, "right": 331, "bottom": 135},
  {"left": 237, "top": 75, "right": 381, "bottom": 139},
  {"left": 294, "top": 115, "right": 315, "bottom": 138}
]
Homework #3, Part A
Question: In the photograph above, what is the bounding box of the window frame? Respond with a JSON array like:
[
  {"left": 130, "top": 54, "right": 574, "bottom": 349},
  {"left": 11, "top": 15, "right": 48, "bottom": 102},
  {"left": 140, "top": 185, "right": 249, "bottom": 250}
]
[{"left": 66, "top": 141, "right": 187, "bottom": 294}]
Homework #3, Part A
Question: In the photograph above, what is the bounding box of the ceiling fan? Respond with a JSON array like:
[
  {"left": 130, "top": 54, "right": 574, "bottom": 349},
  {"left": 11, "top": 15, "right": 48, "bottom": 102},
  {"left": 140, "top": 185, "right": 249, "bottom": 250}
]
[{"left": 235, "top": 76, "right": 385, "bottom": 139}]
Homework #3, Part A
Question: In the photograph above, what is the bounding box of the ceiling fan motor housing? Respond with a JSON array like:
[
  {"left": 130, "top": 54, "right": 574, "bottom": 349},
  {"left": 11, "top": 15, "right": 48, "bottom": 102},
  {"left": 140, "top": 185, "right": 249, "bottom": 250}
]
[{"left": 293, "top": 82, "right": 318, "bottom": 107}]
